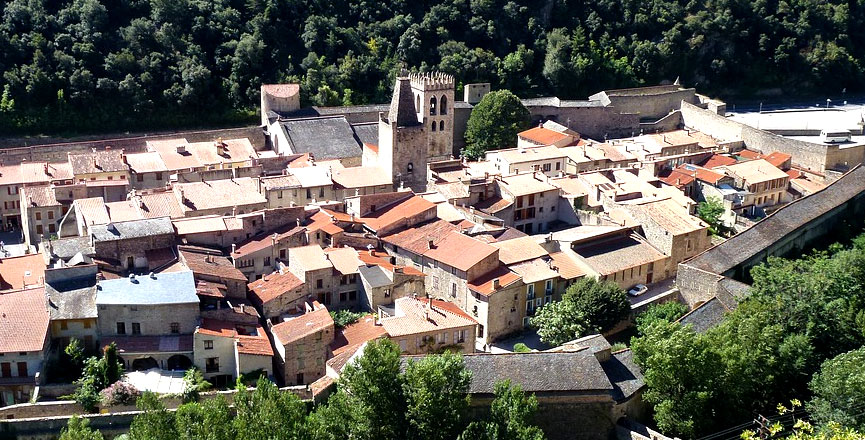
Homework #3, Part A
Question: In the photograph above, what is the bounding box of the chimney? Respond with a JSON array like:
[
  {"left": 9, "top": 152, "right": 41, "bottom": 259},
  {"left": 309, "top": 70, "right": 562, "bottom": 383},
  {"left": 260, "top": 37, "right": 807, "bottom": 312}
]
[
  {"left": 205, "top": 254, "right": 212, "bottom": 263},
  {"left": 492, "top": 278, "right": 500, "bottom": 289},
  {"left": 425, "top": 294, "right": 433, "bottom": 321},
  {"left": 296, "top": 218, "right": 301, "bottom": 227},
  {"left": 546, "top": 232, "right": 553, "bottom": 242},
  {"left": 350, "top": 213, "right": 355, "bottom": 222},
  {"left": 149, "top": 272, "right": 156, "bottom": 279},
  {"left": 231, "top": 243, "right": 237, "bottom": 254},
  {"left": 271, "top": 233, "right": 278, "bottom": 247},
  {"left": 428, "top": 239, "right": 435, "bottom": 249},
  {"left": 394, "top": 266, "right": 403, "bottom": 274}
]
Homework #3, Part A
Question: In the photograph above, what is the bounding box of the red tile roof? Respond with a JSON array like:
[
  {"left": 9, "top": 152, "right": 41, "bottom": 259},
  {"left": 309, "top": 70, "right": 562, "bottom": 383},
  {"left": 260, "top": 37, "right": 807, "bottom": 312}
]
[
  {"left": 424, "top": 231, "right": 498, "bottom": 272},
  {"left": 231, "top": 225, "right": 305, "bottom": 258},
  {"left": 360, "top": 195, "right": 436, "bottom": 234},
  {"left": 330, "top": 314, "right": 387, "bottom": 357},
  {"left": 518, "top": 126, "right": 569, "bottom": 145},
  {"left": 381, "top": 219, "right": 460, "bottom": 255},
  {"left": 197, "top": 319, "right": 274, "bottom": 356},
  {"left": 248, "top": 269, "right": 305, "bottom": 304},
  {"left": 700, "top": 154, "right": 738, "bottom": 169},
  {"left": 736, "top": 149, "right": 762, "bottom": 160},
  {"left": 307, "top": 211, "right": 346, "bottom": 235},
  {"left": 180, "top": 249, "right": 247, "bottom": 281},
  {"left": 272, "top": 305, "right": 334, "bottom": 345},
  {"left": 0, "top": 254, "right": 47, "bottom": 291},
  {"left": 467, "top": 265, "right": 521, "bottom": 296},
  {"left": 357, "top": 250, "right": 425, "bottom": 277},
  {"left": 764, "top": 152, "right": 792, "bottom": 168},
  {"left": 0, "top": 287, "right": 49, "bottom": 353}
]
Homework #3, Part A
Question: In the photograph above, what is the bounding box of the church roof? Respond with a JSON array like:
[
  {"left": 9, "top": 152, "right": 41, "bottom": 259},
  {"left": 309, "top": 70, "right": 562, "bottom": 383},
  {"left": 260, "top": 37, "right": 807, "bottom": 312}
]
[{"left": 389, "top": 77, "right": 421, "bottom": 127}]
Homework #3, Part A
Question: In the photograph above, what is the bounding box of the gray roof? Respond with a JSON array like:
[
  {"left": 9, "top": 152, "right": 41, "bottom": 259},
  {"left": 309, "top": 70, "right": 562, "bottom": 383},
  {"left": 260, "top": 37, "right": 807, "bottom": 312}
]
[
  {"left": 315, "top": 104, "right": 389, "bottom": 115},
  {"left": 47, "top": 236, "right": 94, "bottom": 260},
  {"left": 90, "top": 217, "right": 174, "bottom": 242},
  {"left": 359, "top": 264, "right": 392, "bottom": 288},
  {"left": 521, "top": 97, "right": 604, "bottom": 108},
  {"left": 458, "top": 351, "right": 613, "bottom": 394},
  {"left": 351, "top": 122, "right": 379, "bottom": 146},
  {"left": 600, "top": 349, "right": 645, "bottom": 402},
  {"left": 279, "top": 116, "right": 362, "bottom": 160},
  {"left": 678, "top": 297, "right": 729, "bottom": 333},
  {"left": 684, "top": 165, "right": 865, "bottom": 275},
  {"left": 46, "top": 277, "right": 98, "bottom": 320},
  {"left": 96, "top": 270, "right": 198, "bottom": 305},
  {"left": 388, "top": 77, "right": 421, "bottom": 127}
]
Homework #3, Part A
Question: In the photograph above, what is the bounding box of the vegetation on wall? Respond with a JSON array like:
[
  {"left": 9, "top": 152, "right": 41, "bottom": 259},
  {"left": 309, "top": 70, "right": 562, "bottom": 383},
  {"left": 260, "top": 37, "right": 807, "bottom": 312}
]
[{"left": 1, "top": 0, "right": 864, "bottom": 136}]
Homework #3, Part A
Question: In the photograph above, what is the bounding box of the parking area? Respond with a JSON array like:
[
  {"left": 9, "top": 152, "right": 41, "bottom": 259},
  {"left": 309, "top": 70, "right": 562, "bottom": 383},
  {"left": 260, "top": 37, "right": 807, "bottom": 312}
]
[{"left": 628, "top": 278, "right": 675, "bottom": 308}]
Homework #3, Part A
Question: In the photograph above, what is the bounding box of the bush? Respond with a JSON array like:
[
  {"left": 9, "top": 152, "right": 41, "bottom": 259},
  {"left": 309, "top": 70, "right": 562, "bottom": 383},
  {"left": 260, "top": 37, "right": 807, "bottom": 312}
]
[
  {"left": 100, "top": 381, "right": 140, "bottom": 407},
  {"left": 512, "top": 343, "right": 531, "bottom": 353},
  {"left": 330, "top": 310, "right": 366, "bottom": 328}
]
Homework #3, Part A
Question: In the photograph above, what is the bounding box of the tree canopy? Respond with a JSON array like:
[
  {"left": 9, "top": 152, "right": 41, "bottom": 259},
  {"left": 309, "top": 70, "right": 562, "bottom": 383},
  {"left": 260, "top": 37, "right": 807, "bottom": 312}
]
[
  {"left": 463, "top": 90, "right": 529, "bottom": 159},
  {"left": 3, "top": 0, "right": 864, "bottom": 136},
  {"left": 531, "top": 277, "right": 630, "bottom": 346},
  {"left": 808, "top": 348, "right": 865, "bottom": 431}
]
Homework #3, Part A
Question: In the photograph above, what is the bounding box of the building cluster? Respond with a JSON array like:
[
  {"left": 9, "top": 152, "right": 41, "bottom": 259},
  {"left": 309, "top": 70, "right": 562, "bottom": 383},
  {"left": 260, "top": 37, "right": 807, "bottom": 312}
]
[{"left": 0, "top": 71, "right": 830, "bottom": 417}]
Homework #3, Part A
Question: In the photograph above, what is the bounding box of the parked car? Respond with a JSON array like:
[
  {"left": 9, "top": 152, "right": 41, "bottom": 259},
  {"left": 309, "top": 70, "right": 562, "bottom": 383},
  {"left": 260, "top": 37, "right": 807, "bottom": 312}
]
[{"left": 627, "top": 284, "right": 648, "bottom": 297}]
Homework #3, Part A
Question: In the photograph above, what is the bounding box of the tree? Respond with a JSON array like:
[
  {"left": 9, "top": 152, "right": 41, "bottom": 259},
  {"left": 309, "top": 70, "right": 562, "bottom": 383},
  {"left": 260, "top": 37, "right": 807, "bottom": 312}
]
[
  {"left": 128, "top": 392, "right": 177, "bottom": 440},
  {"left": 180, "top": 367, "right": 211, "bottom": 403},
  {"left": 463, "top": 90, "right": 529, "bottom": 160},
  {"left": 70, "top": 342, "right": 126, "bottom": 412},
  {"left": 330, "top": 310, "right": 366, "bottom": 328},
  {"left": 60, "top": 416, "right": 104, "bottom": 440},
  {"left": 697, "top": 197, "right": 725, "bottom": 235},
  {"left": 233, "top": 377, "right": 306, "bottom": 440},
  {"left": 531, "top": 278, "right": 630, "bottom": 346},
  {"left": 809, "top": 347, "right": 865, "bottom": 430},
  {"left": 403, "top": 352, "right": 472, "bottom": 440},
  {"left": 635, "top": 302, "right": 689, "bottom": 336},
  {"left": 458, "top": 381, "right": 545, "bottom": 440},
  {"left": 175, "top": 396, "right": 235, "bottom": 440}
]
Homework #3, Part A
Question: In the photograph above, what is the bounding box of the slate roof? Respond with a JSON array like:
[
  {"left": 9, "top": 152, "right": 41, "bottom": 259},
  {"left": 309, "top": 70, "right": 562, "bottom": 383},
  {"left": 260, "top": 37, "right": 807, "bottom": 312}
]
[
  {"left": 0, "top": 287, "right": 50, "bottom": 354},
  {"left": 677, "top": 297, "right": 729, "bottom": 333},
  {"left": 351, "top": 122, "right": 379, "bottom": 146},
  {"left": 279, "top": 116, "right": 362, "bottom": 160},
  {"left": 601, "top": 349, "right": 645, "bottom": 402},
  {"left": 45, "top": 276, "right": 98, "bottom": 321},
  {"left": 47, "top": 236, "right": 94, "bottom": 260},
  {"left": 454, "top": 351, "right": 614, "bottom": 394},
  {"left": 388, "top": 77, "right": 421, "bottom": 127},
  {"left": 572, "top": 233, "right": 666, "bottom": 277},
  {"left": 90, "top": 217, "right": 174, "bottom": 242},
  {"left": 358, "top": 264, "right": 392, "bottom": 288},
  {"left": 685, "top": 165, "right": 865, "bottom": 275},
  {"left": 96, "top": 270, "right": 198, "bottom": 305}
]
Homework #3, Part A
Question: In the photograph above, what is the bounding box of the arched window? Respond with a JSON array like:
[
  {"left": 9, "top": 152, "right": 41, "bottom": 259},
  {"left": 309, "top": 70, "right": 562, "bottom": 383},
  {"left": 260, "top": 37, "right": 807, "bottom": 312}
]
[
  {"left": 415, "top": 95, "right": 420, "bottom": 112},
  {"left": 431, "top": 121, "right": 437, "bottom": 132},
  {"left": 429, "top": 96, "right": 437, "bottom": 115},
  {"left": 440, "top": 95, "right": 448, "bottom": 115},
  {"left": 439, "top": 120, "right": 445, "bottom": 131},
  {"left": 407, "top": 163, "right": 414, "bottom": 173}
]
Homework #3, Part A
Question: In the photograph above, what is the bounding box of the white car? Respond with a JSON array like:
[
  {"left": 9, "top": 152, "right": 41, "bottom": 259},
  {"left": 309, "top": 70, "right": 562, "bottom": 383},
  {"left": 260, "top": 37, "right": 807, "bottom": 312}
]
[{"left": 627, "top": 284, "right": 648, "bottom": 297}]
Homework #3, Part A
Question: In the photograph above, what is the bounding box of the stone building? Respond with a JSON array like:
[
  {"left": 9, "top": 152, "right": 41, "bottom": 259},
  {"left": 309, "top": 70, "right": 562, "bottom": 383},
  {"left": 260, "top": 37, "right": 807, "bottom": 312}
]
[
  {"left": 270, "top": 302, "right": 334, "bottom": 386},
  {"left": 357, "top": 249, "right": 426, "bottom": 311},
  {"left": 96, "top": 271, "right": 199, "bottom": 371},
  {"left": 178, "top": 247, "right": 248, "bottom": 299},
  {"left": 67, "top": 149, "right": 130, "bottom": 202},
  {"left": 124, "top": 152, "right": 169, "bottom": 190},
  {"left": 380, "top": 297, "right": 477, "bottom": 355},
  {"left": 193, "top": 319, "right": 274, "bottom": 386},
  {"left": 0, "top": 161, "right": 73, "bottom": 229},
  {"left": 248, "top": 267, "right": 307, "bottom": 321},
  {"left": 89, "top": 217, "right": 175, "bottom": 272},
  {"left": 44, "top": 264, "right": 99, "bottom": 350}
]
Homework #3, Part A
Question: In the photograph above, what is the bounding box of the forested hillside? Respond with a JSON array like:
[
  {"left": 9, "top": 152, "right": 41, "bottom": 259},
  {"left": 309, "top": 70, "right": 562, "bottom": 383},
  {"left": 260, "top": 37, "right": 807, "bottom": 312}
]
[{"left": 1, "top": 0, "right": 863, "bottom": 135}]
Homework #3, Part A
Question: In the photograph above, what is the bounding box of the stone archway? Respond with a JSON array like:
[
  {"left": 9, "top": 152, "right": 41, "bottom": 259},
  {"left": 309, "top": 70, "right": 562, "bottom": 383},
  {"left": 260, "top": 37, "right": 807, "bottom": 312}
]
[
  {"left": 131, "top": 357, "right": 158, "bottom": 371},
  {"left": 166, "top": 354, "right": 193, "bottom": 371}
]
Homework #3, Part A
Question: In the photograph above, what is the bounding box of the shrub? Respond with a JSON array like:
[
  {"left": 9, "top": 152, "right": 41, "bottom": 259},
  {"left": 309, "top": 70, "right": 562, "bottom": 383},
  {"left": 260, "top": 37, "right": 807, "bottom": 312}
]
[
  {"left": 513, "top": 343, "right": 531, "bottom": 353},
  {"left": 100, "top": 381, "right": 140, "bottom": 407}
]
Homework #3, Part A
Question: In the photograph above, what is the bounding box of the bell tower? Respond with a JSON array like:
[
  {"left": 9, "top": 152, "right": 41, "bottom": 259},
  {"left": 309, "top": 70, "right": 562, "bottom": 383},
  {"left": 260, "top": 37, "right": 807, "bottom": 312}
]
[{"left": 410, "top": 72, "right": 455, "bottom": 161}]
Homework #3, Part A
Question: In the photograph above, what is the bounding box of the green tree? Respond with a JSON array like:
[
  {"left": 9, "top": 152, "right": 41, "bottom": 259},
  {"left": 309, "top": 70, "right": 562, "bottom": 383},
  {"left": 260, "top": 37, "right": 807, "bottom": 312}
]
[
  {"left": 635, "top": 302, "right": 689, "bottom": 336},
  {"left": 128, "top": 393, "right": 177, "bottom": 440},
  {"left": 809, "top": 347, "right": 865, "bottom": 430},
  {"left": 233, "top": 377, "right": 306, "bottom": 440},
  {"left": 463, "top": 90, "right": 529, "bottom": 160},
  {"left": 60, "top": 416, "right": 104, "bottom": 440},
  {"left": 458, "top": 381, "right": 545, "bottom": 440},
  {"left": 697, "top": 196, "right": 725, "bottom": 235},
  {"left": 531, "top": 278, "right": 630, "bottom": 346},
  {"left": 180, "top": 367, "right": 211, "bottom": 403},
  {"left": 175, "top": 396, "right": 235, "bottom": 440},
  {"left": 403, "top": 352, "right": 472, "bottom": 440}
]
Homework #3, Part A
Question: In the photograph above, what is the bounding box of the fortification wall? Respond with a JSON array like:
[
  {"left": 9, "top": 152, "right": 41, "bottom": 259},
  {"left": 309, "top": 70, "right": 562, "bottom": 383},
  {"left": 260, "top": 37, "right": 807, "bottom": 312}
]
[
  {"left": 639, "top": 110, "right": 683, "bottom": 134},
  {"left": 526, "top": 106, "right": 641, "bottom": 141},
  {"left": 606, "top": 88, "right": 698, "bottom": 121}
]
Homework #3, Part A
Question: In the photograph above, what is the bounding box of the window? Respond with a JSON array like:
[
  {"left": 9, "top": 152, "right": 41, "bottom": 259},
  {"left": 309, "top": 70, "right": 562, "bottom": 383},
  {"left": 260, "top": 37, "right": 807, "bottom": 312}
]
[
  {"left": 35, "top": 212, "right": 41, "bottom": 221},
  {"left": 440, "top": 95, "right": 448, "bottom": 114},
  {"left": 116, "top": 322, "right": 126, "bottom": 335},
  {"left": 545, "top": 280, "right": 553, "bottom": 294},
  {"left": 83, "top": 320, "right": 91, "bottom": 329},
  {"left": 415, "top": 95, "right": 420, "bottom": 112},
  {"left": 108, "top": 176, "right": 113, "bottom": 180},
  {"left": 319, "top": 187, "right": 324, "bottom": 198},
  {"left": 431, "top": 122, "right": 436, "bottom": 131},
  {"left": 170, "top": 322, "right": 180, "bottom": 334},
  {"left": 316, "top": 279, "right": 323, "bottom": 289},
  {"left": 439, "top": 120, "right": 444, "bottom": 131},
  {"left": 48, "top": 224, "right": 55, "bottom": 233},
  {"left": 384, "top": 288, "right": 391, "bottom": 297},
  {"left": 60, "top": 321, "right": 68, "bottom": 330},
  {"left": 349, "top": 291, "right": 357, "bottom": 301},
  {"left": 527, "top": 284, "right": 535, "bottom": 299},
  {"left": 155, "top": 172, "right": 163, "bottom": 180},
  {"left": 264, "top": 256, "right": 271, "bottom": 266},
  {"left": 433, "top": 276, "right": 439, "bottom": 288},
  {"left": 137, "top": 174, "right": 144, "bottom": 182},
  {"left": 205, "top": 357, "right": 219, "bottom": 373},
  {"left": 47, "top": 211, "right": 54, "bottom": 220},
  {"left": 452, "top": 283, "right": 457, "bottom": 297},
  {"left": 399, "top": 339, "right": 408, "bottom": 351},
  {"left": 429, "top": 96, "right": 437, "bottom": 115},
  {"left": 132, "top": 323, "right": 141, "bottom": 335},
  {"left": 340, "top": 291, "right": 347, "bottom": 302},
  {"left": 306, "top": 189, "right": 312, "bottom": 199},
  {"left": 0, "top": 362, "right": 9, "bottom": 378},
  {"left": 454, "top": 330, "right": 466, "bottom": 343},
  {"left": 279, "top": 249, "right": 286, "bottom": 259},
  {"left": 277, "top": 190, "right": 283, "bottom": 199},
  {"left": 543, "top": 163, "right": 551, "bottom": 172},
  {"left": 556, "top": 162, "right": 561, "bottom": 170},
  {"left": 204, "top": 340, "right": 213, "bottom": 350}
]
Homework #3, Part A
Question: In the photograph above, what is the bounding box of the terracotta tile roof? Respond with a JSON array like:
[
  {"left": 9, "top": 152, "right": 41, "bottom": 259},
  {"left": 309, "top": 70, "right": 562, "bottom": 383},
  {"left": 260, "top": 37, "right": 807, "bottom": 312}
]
[
  {"left": 272, "top": 305, "right": 334, "bottom": 345},
  {"left": 677, "top": 164, "right": 728, "bottom": 185},
  {"left": 381, "top": 219, "right": 460, "bottom": 255},
  {"left": 68, "top": 150, "right": 128, "bottom": 175},
  {"left": 20, "top": 162, "right": 73, "bottom": 184},
  {"left": 0, "top": 254, "right": 47, "bottom": 291},
  {"left": 22, "top": 185, "right": 59, "bottom": 207},
  {"left": 493, "top": 145, "right": 569, "bottom": 165},
  {"left": 550, "top": 175, "right": 590, "bottom": 197},
  {"left": 636, "top": 198, "right": 706, "bottom": 235},
  {"left": 736, "top": 149, "right": 762, "bottom": 160},
  {"left": 425, "top": 231, "right": 498, "bottom": 272},
  {"left": 0, "top": 164, "right": 23, "bottom": 186},
  {"left": 719, "top": 159, "right": 789, "bottom": 184},
  {"left": 467, "top": 265, "right": 521, "bottom": 296},
  {"left": 786, "top": 169, "right": 803, "bottom": 179},
  {"left": 380, "top": 297, "right": 477, "bottom": 337},
  {"left": 330, "top": 314, "right": 387, "bottom": 357},
  {"left": 125, "top": 152, "right": 169, "bottom": 173},
  {"left": 180, "top": 249, "right": 247, "bottom": 281},
  {"left": 260, "top": 175, "right": 300, "bottom": 190},
  {"left": 518, "top": 126, "right": 569, "bottom": 145},
  {"left": 197, "top": 319, "right": 274, "bottom": 356},
  {"left": 764, "top": 151, "right": 792, "bottom": 168},
  {"left": 174, "top": 178, "right": 266, "bottom": 213},
  {"left": 509, "top": 258, "right": 559, "bottom": 284},
  {"left": 138, "top": 191, "right": 186, "bottom": 219},
  {"left": 289, "top": 245, "right": 333, "bottom": 271},
  {"left": 699, "top": 154, "right": 738, "bottom": 169},
  {"left": 360, "top": 195, "right": 436, "bottom": 234},
  {"left": 262, "top": 84, "right": 299, "bottom": 98},
  {"left": 186, "top": 138, "right": 257, "bottom": 166},
  {"left": 331, "top": 166, "right": 392, "bottom": 189},
  {"left": 548, "top": 252, "right": 586, "bottom": 279},
  {"left": 307, "top": 211, "right": 345, "bottom": 235},
  {"left": 491, "top": 236, "right": 549, "bottom": 265},
  {"left": 196, "top": 280, "right": 226, "bottom": 298},
  {"left": 357, "top": 250, "right": 425, "bottom": 276},
  {"left": 148, "top": 138, "right": 203, "bottom": 171},
  {"left": 499, "top": 173, "right": 559, "bottom": 198},
  {"left": 230, "top": 224, "right": 305, "bottom": 258},
  {"left": 324, "top": 247, "right": 360, "bottom": 275},
  {"left": 248, "top": 269, "right": 305, "bottom": 304},
  {"left": 105, "top": 200, "right": 144, "bottom": 222},
  {"left": 75, "top": 197, "right": 111, "bottom": 226},
  {"left": 475, "top": 196, "right": 513, "bottom": 214},
  {"left": 0, "top": 287, "right": 49, "bottom": 353}
]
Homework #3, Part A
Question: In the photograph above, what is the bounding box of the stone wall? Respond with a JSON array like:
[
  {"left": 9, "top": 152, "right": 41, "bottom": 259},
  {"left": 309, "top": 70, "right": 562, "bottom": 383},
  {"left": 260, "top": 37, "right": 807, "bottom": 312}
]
[{"left": 526, "top": 106, "right": 641, "bottom": 141}]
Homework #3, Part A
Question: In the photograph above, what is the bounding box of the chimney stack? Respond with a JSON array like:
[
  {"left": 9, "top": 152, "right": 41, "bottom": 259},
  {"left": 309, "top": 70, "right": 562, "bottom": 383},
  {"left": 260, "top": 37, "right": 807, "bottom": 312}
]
[
  {"left": 231, "top": 243, "right": 237, "bottom": 254},
  {"left": 492, "top": 278, "right": 500, "bottom": 289}
]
